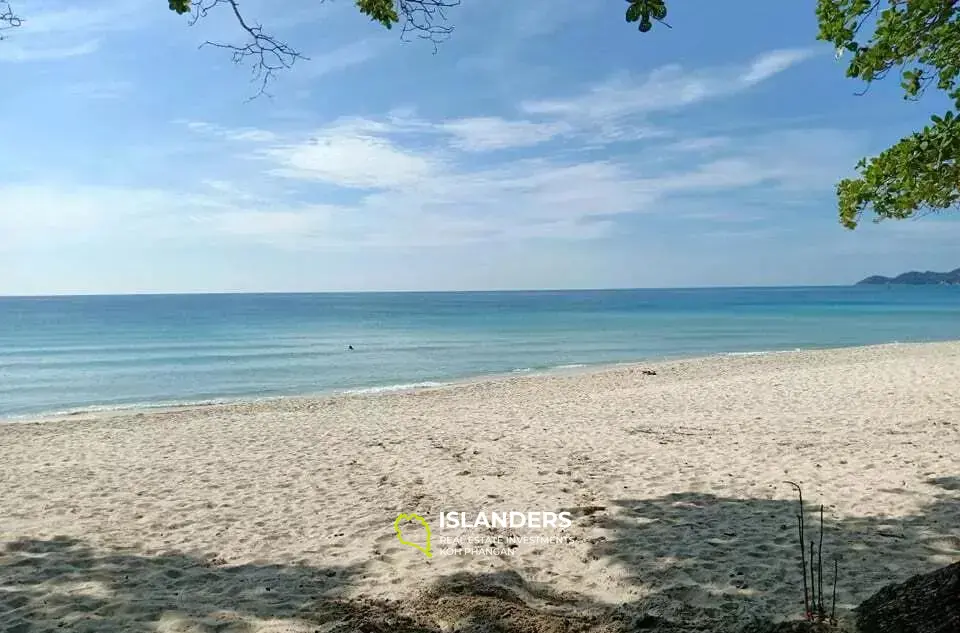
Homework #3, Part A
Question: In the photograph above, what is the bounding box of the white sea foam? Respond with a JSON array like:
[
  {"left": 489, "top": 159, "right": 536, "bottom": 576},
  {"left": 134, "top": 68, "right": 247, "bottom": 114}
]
[
  {"left": 346, "top": 381, "right": 448, "bottom": 395},
  {"left": 0, "top": 398, "right": 243, "bottom": 423},
  {"left": 724, "top": 349, "right": 802, "bottom": 357}
]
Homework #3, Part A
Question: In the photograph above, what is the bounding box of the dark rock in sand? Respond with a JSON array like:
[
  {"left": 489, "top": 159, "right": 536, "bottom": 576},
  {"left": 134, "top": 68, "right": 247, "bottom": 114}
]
[{"left": 855, "top": 559, "right": 960, "bottom": 633}]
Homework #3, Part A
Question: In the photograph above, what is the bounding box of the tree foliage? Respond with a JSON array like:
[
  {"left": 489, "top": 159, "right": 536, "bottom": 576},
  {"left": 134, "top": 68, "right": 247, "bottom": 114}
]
[
  {"left": 624, "top": 0, "right": 670, "bottom": 33},
  {"left": 1, "top": 0, "right": 958, "bottom": 229},
  {"left": 816, "top": 0, "right": 960, "bottom": 228}
]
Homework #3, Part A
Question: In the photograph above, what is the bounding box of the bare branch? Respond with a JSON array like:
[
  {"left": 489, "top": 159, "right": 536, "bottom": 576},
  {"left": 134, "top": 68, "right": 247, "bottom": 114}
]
[
  {"left": 0, "top": 1, "right": 22, "bottom": 40},
  {"left": 185, "top": 0, "right": 460, "bottom": 95},
  {"left": 2, "top": 0, "right": 460, "bottom": 95},
  {"left": 395, "top": 0, "right": 460, "bottom": 52},
  {"left": 191, "top": 0, "right": 307, "bottom": 98}
]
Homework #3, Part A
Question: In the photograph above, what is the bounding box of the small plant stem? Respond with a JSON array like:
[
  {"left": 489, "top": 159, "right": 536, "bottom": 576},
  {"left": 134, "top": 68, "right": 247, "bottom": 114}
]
[
  {"left": 818, "top": 505, "right": 825, "bottom": 618},
  {"left": 809, "top": 540, "right": 817, "bottom": 617},
  {"left": 832, "top": 558, "right": 838, "bottom": 623}
]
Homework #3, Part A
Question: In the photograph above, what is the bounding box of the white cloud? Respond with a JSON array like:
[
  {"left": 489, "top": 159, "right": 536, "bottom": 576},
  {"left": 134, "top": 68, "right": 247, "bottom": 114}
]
[
  {"left": 657, "top": 158, "right": 772, "bottom": 191},
  {"left": 0, "top": 40, "right": 99, "bottom": 62},
  {"left": 264, "top": 131, "right": 439, "bottom": 189},
  {"left": 454, "top": 0, "right": 602, "bottom": 81},
  {"left": 388, "top": 158, "right": 661, "bottom": 225},
  {"left": 0, "top": 122, "right": 864, "bottom": 255},
  {"left": 0, "top": 184, "right": 207, "bottom": 248},
  {"left": 3, "top": 45, "right": 857, "bottom": 256},
  {"left": 298, "top": 39, "right": 383, "bottom": 79},
  {"left": 14, "top": 3, "right": 136, "bottom": 35},
  {"left": 201, "top": 207, "right": 340, "bottom": 245},
  {"left": 64, "top": 80, "right": 132, "bottom": 99},
  {"left": 509, "top": 0, "right": 602, "bottom": 38},
  {"left": 0, "top": 0, "right": 148, "bottom": 62},
  {"left": 521, "top": 48, "right": 815, "bottom": 123},
  {"left": 178, "top": 120, "right": 279, "bottom": 144},
  {"left": 151, "top": 66, "right": 868, "bottom": 249},
  {"left": 230, "top": 117, "right": 861, "bottom": 248},
  {"left": 666, "top": 136, "right": 729, "bottom": 153},
  {"left": 224, "top": 129, "right": 278, "bottom": 143},
  {"left": 440, "top": 117, "right": 572, "bottom": 151},
  {"left": 0, "top": 181, "right": 340, "bottom": 252},
  {"left": 740, "top": 48, "right": 818, "bottom": 85},
  {"left": 180, "top": 48, "right": 810, "bottom": 159}
]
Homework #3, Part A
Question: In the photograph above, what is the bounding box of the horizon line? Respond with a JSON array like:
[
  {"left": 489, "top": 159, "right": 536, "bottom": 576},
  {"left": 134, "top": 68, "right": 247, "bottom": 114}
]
[{"left": 0, "top": 283, "right": 859, "bottom": 299}]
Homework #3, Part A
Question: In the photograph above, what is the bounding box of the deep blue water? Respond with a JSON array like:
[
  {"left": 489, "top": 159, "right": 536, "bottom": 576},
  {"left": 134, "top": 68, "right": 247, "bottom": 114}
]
[{"left": 2, "top": 286, "right": 959, "bottom": 419}]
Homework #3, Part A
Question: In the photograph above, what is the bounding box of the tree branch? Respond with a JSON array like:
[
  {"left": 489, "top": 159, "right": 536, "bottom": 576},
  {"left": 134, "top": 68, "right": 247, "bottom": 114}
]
[
  {"left": 191, "top": 0, "right": 306, "bottom": 99},
  {"left": 0, "top": 1, "right": 22, "bottom": 40},
  {"left": 396, "top": 0, "right": 459, "bottom": 51},
  {"left": 188, "top": 0, "right": 460, "bottom": 95}
]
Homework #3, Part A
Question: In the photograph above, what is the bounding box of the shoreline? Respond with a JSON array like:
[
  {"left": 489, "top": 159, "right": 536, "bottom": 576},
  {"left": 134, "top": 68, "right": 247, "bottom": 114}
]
[{"left": 0, "top": 339, "right": 925, "bottom": 425}]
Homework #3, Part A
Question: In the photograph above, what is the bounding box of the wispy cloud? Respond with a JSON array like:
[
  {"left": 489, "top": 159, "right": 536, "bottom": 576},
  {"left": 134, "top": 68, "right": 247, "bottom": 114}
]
[
  {"left": 439, "top": 117, "right": 572, "bottom": 152},
  {"left": 3, "top": 120, "right": 863, "bottom": 255},
  {"left": 437, "top": 49, "right": 813, "bottom": 150},
  {"left": 741, "top": 48, "right": 819, "bottom": 85},
  {"left": 0, "top": 39, "right": 99, "bottom": 62},
  {"left": 263, "top": 131, "right": 440, "bottom": 189},
  {"left": 177, "top": 125, "right": 862, "bottom": 249},
  {"left": 0, "top": 0, "right": 149, "bottom": 62},
  {"left": 14, "top": 2, "right": 135, "bottom": 35},
  {"left": 297, "top": 39, "right": 384, "bottom": 80},
  {"left": 508, "top": 0, "right": 602, "bottom": 38},
  {"left": 521, "top": 48, "right": 816, "bottom": 123},
  {"left": 665, "top": 136, "right": 730, "bottom": 153},
  {"left": 8, "top": 42, "right": 850, "bottom": 256},
  {"left": 63, "top": 80, "right": 133, "bottom": 99},
  {"left": 0, "top": 183, "right": 218, "bottom": 248},
  {"left": 456, "top": 0, "right": 601, "bottom": 80},
  {"left": 176, "top": 120, "right": 279, "bottom": 143},
  {"left": 144, "top": 47, "right": 855, "bottom": 249}
]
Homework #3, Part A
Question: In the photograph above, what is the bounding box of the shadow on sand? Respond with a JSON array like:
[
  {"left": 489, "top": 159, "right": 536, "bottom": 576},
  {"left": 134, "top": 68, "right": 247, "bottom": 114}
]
[
  {"left": 576, "top": 477, "right": 959, "bottom": 627},
  {"left": 2, "top": 479, "right": 957, "bottom": 632}
]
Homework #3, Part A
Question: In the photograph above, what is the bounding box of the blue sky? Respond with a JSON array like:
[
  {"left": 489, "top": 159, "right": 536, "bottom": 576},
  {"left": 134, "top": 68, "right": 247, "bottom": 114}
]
[{"left": 1, "top": 0, "right": 957, "bottom": 294}]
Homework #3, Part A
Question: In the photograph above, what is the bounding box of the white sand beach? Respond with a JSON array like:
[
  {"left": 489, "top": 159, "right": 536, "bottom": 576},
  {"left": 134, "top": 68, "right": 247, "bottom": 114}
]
[{"left": 2, "top": 342, "right": 959, "bottom": 632}]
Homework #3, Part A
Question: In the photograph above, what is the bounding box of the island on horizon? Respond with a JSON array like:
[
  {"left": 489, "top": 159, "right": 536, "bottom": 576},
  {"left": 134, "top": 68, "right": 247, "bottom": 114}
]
[{"left": 856, "top": 267, "right": 960, "bottom": 285}]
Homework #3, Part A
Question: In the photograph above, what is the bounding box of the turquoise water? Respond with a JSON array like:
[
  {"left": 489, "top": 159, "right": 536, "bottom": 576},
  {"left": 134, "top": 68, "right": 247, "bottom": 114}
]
[{"left": 2, "top": 286, "right": 959, "bottom": 419}]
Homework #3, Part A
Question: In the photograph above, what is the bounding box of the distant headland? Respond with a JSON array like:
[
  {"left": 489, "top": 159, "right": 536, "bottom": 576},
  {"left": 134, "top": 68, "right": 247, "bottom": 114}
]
[{"left": 856, "top": 267, "right": 960, "bottom": 285}]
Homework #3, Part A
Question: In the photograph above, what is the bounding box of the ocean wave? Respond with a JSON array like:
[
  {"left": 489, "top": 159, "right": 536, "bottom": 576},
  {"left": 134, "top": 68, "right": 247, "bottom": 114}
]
[
  {"left": 0, "top": 397, "right": 245, "bottom": 423},
  {"left": 723, "top": 348, "right": 805, "bottom": 357},
  {"left": 346, "top": 381, "right": 448, "bottom": 395}
]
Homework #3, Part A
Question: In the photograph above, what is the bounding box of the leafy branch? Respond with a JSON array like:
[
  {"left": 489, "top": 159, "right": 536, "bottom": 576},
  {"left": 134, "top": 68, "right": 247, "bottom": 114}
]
[{"left": 624, "top": 0, "right": 671, "bottom": 32}]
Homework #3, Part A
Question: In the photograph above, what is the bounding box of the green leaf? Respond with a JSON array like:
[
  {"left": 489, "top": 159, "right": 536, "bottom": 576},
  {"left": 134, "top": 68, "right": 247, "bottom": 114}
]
[
  {"left": 168, "top": 0, "right": 191, "bottom": 14},
  {"left": 625, "top": 3, "right": 642, "bottom": 22},
  {"left": 355, "top": 0, "right": 399, "bottom": 27}
]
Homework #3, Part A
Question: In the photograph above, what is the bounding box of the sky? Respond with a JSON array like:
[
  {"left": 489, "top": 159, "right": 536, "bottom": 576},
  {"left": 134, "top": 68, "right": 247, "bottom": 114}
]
[{"left": 1, "top": 0, "right": 958, "bottom": 294}]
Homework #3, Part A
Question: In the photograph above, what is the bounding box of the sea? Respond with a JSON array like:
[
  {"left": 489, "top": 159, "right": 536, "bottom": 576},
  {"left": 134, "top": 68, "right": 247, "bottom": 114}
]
[{"left": 2, "top": 286, "right": 959, "bottom": 420}]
